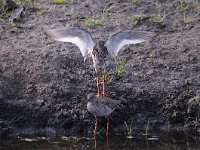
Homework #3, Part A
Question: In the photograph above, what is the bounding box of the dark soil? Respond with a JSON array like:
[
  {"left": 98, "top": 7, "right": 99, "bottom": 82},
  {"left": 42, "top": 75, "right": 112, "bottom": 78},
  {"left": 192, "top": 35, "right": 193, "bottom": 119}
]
[{"left": 0, "top": 0, "right": 200, "bottom": 137}]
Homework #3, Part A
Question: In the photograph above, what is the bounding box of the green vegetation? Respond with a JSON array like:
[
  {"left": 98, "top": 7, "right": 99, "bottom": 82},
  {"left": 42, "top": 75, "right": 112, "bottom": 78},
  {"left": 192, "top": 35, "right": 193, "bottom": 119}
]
[
  {"left": 106, "top": 74, "right": 115, "bottom": 85},
  {"left": 151, "top": 13, "right": 167, "bottom": 24},
  {"left": 192, "top": 0, "right": 200, "bottom": 12},
  {"left": 129, "top": 0, "right": 140, "bottom": 4},
  {"left": 0, "top": 0, "right": 4, "bottom": 11},
  {"left": 53, "top": 0, "right": 66, "bottom": 5},
  {"left": 134, "top": 71, "right": 145, "bottom": 78},
  {"left": 124, "top": 122, "right": 133, "bottom": 138},
  {"left": 116, "top": 61, "right": 125, "bottom": 76},
  {"left": 177, "top": 1, "right": 188, "bottom": 12},
  {"left": 149, "top": 51, "right": 156, "bottom": 58},
  {"left": 15, "top": 0, "right": 31, "bottom": 6},
  {"left": 83, "top": 18, "right": 105, "bottom": 26},
  {"left": 38, "top": 6, "right": 48, "bottom": 15},
  {"left": 129, "top": 15, "right": 145, "bottom": 25},
  {"left": 102, "top": 3, "right": 113, "bottom": 14},
  {"left": 183, "top": 12, "right": 200, "bottom": 24},
  {"left": 83, "top": 3, "right": 113, "bottom": 26}
]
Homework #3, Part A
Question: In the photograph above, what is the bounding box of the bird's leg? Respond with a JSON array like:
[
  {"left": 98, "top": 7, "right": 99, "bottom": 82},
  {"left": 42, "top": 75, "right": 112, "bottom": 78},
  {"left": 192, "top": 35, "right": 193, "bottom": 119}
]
[
  {"left": 106, "top": 118, "right": 110, "bottom": 149},
  {"left": 106, "top": 118, "right": 110, "bottom": 136},
  {"left": 93, "top": 116, "right": 98, "bottom": 137},
  {"left": 102, "top": 69, "right": 107, "bottom": 96},
  {"left": 95, "top": 72, "right": 101, "bottom": 96}
]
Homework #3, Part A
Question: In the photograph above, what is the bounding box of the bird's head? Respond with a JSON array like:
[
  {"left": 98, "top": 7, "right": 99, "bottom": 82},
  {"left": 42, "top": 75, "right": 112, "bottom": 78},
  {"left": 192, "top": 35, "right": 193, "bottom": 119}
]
[
  {"left": 87, "top": 92, "right": 96, "bottom": 101},
  {"left": 94, "top": 40, "right": 107, "bottom": 51}
]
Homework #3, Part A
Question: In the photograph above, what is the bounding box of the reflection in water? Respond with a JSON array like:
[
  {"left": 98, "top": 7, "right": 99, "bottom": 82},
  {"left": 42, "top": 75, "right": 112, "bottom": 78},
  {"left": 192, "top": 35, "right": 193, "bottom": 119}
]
[{"left": 0, "top": 132, "right": 200, "bottom": 150}]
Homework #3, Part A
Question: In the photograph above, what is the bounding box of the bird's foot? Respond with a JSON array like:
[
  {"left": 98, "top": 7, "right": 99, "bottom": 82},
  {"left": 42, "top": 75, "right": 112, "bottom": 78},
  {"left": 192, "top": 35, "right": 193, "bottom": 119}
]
[
  {"left": 102, "top": 91, "right": 107, "bottom": 97},
  {"left": 97, "top": 92, "right": 101, "bottom": 97}
]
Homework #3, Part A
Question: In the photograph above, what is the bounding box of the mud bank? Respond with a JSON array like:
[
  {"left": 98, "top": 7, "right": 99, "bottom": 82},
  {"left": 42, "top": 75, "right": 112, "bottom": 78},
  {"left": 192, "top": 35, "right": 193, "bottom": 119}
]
[{"left": 0, "top": 0, "right": 200, "bottom": 137}]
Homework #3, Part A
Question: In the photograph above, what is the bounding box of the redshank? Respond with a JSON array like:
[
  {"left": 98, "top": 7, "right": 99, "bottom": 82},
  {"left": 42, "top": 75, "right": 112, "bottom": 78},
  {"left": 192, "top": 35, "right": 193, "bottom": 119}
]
[
  {"left": 86, "top": 92, "right": 121, "bottom": 136},
  {"left": 45, "top": 27, "right": 154, "bottom": 96}
]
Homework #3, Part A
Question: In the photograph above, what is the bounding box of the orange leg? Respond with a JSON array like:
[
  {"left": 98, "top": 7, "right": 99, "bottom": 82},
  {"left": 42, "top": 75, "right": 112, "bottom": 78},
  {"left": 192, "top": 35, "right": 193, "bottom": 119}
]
[
  {"left": 102, "top": 69, "right": 106, "bottom": 96},
  {"left": 106, "top": 118, "right": 110, "bottom": 136},
  {"left": 93, "top": 117, "right": 98, "bottom": 137},
  {"left": 95, "top": 72, "right": 101, "bottom": 96}
]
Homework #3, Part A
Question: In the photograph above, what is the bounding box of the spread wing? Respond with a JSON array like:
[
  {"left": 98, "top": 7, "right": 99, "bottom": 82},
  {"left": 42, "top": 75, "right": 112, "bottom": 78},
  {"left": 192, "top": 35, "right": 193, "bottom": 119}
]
[
  {"left": 45, "top": 27, "right": 95, "bottom": 58},
  {"left": 106, "top": 31, "right": 155, "bottom": 58}
]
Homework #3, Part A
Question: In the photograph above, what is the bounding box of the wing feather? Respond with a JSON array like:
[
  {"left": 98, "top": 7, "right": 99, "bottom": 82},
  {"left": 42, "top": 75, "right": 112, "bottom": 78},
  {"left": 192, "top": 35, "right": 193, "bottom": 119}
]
[
  {"left": 45, "top": 27, "right": 95, "bottom": 58},
  {"left": 106, "top": 31, "right": 155, "bottom": 58}
]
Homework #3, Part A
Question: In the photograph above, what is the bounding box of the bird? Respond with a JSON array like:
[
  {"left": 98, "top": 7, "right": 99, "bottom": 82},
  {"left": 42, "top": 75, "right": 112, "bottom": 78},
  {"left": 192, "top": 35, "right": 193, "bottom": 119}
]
[
  {"left": 86, "top": 92, "right": 121, "bottom": 136},
  {"left": 45, "top": 27, "right": 155, "bottom": 96}
]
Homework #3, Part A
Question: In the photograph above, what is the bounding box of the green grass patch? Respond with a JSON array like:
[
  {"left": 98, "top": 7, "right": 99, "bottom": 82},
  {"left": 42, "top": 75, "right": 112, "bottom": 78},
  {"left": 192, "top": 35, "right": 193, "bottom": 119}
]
[
  {"left": 183, "top": 12, "right": 200, "bottom": 24},
  {"left": 129, "top": 0, "right": 140, "bottom": 4},
  {"left": 83, "top": 18, "right": 105, "bottom": 26},
  {"left": 124, "top": 122, "right": 133, "bottom": 138},
  {"left": 15, "top": 0, "right": 31, "bottom": 6},
  {"left": 177, "top": 1, "right": 188, "bottom": 12},
  {"left": 116, "top": 61, "right": 125, "bottom": 76},
  {"left": 192, "top": 0, "right": 200, "bottom": 12},
  {"left": 151, "top": 14, "right": 167, "bottom": 24},
  {"left": 106, "top": 74, "right": 115, "bottom": 85},
  {"left": 53, "top": 0, "right": 66, "bottom": 5},
  {"left": 129, "top": 15, "right": 145, "bottom": 25}
]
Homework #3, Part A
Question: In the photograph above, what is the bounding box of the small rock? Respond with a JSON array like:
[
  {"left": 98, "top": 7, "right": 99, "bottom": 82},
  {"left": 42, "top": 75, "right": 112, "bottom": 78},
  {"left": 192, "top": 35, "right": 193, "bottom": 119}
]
[
  {"left": 147, "top": 69, "right": 154, "bottom": 75},
  {"left": 36, "top": 99, "right": 44, "bottom": 105}
]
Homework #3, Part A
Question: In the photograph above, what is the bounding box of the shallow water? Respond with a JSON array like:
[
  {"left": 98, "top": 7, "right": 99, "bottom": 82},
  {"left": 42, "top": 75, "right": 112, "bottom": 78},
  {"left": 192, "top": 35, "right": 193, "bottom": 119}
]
[{"left": 0, "top": 132, "right": 200, "bottom": 150}]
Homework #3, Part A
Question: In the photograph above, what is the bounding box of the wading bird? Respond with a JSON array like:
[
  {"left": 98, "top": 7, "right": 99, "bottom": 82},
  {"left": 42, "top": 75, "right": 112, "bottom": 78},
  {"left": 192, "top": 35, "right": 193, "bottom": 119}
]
[
  {"left": 86, "top": 93, "right": 121, "bottom": 136},
  {"left": 45, "top": 27, "right": 154, "bottom": 96}
]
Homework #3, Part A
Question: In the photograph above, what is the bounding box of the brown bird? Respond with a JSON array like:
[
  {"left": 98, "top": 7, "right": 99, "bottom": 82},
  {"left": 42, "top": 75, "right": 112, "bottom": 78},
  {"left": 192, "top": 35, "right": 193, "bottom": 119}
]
[
  {"left": 86, "top": 93, "right": 121, "bottom": 136},
  {"left": 45, "top": 27, "right": 154, "bottom": 96}
]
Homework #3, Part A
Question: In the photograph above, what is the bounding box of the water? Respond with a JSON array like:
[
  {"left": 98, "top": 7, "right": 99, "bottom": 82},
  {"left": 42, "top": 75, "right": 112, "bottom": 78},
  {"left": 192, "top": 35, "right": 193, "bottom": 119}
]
[{"left": 0, "top": 132, "right": 200, "bottom": 150}]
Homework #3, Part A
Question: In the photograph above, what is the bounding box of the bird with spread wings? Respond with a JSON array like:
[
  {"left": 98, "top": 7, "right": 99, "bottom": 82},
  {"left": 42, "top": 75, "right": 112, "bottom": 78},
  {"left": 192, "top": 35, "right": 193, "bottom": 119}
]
[{"left": 45, "top": 27, "right": 154, "bottom": 96}]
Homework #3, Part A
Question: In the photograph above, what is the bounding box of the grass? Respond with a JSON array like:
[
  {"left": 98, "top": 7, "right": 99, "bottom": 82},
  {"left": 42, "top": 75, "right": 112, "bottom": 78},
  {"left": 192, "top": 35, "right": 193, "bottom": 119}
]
[
  {"left": 83, "top": 18, "right": 105, "bottom": 26},
  {"left": 183, "top": 12, "right": 200, "bottom": 24},
  {"left": 38, "top": 7, "right": 48, "bottom": 15},
  {"left": 151, "top": 13, "right": 167, "bottom": 24},
  {"left": 124, "top": 122, "right": 133, "bottom": 138},
  {"left": 83, "top": 3, "right": 111, "bottom": 26},
  {"left": 129, "top": 0, "right": 140, "bottom": 4},
  {"left": 116, "top": 61, "right": 125, "bottom": 76},
  {"left": 129, "top": 15, "right": 145, "bottom": 25},
  {"left": 177, "top": 1, "right": 188, "bottom": 12},
  {"left": 192, "top": 0, "right": 200, "bottom": 12},
  {"left": 134, "top": 71, "right": 145, "bottom": 78},
  {"left": 149, "top": 51, "right": 156, "bottom": 58},
  {"left": 102, "top": 3, "right": 113, "bottom": 14},
  {"left": 53, "top": 0, "right": 66, "bottom": 5},
  {"left": 15, "top": 0, "right": 32, "bottom": 6},
  {"left": 0, "top": 0, "right": 4, "bottom": 11},
  {"left": 106, "top": 74, "right": 115, "bottom": 85}
]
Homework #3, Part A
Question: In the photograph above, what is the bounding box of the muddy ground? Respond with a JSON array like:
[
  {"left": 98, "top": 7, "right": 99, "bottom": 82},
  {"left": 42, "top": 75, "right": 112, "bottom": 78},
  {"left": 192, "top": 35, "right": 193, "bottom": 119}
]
[{"left": 0, "top": 0, "right": 200, "bottom": 137}]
